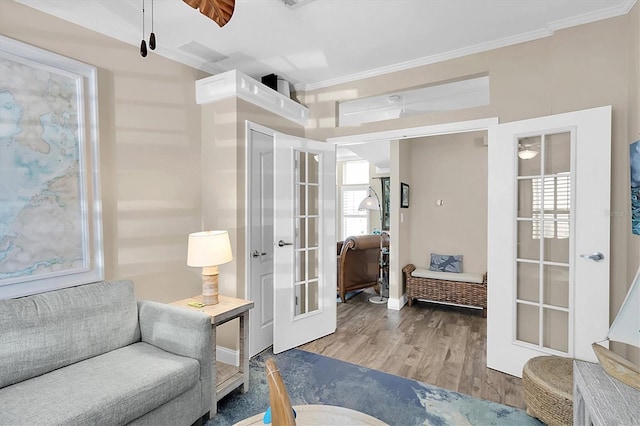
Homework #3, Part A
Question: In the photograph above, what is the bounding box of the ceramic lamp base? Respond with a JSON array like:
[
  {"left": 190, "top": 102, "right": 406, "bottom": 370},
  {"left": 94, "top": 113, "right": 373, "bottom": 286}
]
[{"left": 201, "top": 265, "right": 219, "bottom": 305}]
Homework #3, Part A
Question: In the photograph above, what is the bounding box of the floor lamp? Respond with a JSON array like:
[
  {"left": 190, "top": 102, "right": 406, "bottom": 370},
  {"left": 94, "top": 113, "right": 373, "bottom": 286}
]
[{"left": 359, "top": 187, "right": 388, "bottom": 304}]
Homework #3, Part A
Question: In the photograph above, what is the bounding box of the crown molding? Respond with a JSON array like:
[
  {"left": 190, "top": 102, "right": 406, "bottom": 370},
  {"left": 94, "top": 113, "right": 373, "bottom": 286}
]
[
  {"left": 295, "top": 0, "right": 637, "bottom": 93},
  {"left": 548, "top": 0, "right": 636, "bottom": 31},
  {"left": 18, "top": 0, "right": 636, "bottom": 96},
  {"left": 295, "top": 28, "right": 551, "bottom": 93}
]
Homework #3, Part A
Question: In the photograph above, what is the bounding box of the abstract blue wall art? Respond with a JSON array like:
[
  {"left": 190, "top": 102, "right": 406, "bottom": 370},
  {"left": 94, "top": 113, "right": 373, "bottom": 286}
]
[{"left": 631, "top": 140, "right": 640, "bottom": 235}]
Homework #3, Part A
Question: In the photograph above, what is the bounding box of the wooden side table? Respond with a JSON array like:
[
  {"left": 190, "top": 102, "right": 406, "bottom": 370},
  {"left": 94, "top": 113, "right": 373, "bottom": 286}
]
[
  {"left": 172, "top": 295, "right": 254, "bottom": 416},
  {"left": 573, "top": 360, "right": 640, "bottom": 425}
]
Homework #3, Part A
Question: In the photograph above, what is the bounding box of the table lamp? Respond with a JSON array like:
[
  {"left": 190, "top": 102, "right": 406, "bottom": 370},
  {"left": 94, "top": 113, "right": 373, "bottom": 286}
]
[{"left": 187, "top": 230, "right": 233, "bottom": 305}]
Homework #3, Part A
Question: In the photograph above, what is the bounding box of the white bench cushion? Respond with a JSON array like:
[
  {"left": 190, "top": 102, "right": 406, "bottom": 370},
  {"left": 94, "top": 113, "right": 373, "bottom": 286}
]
[{"left": 411, "top": 268, "right": 484, "bottom": 284}]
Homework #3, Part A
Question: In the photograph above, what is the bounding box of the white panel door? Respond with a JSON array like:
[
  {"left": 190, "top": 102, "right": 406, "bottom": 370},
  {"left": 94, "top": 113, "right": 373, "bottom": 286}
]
[
  {"left": 273, "top": 133, "right": 337, "bottom": 354},
  {"left": 487, "top": 106, "right": 611, "bottom": 377},
  {"left": 248, "top": 129, "right": 275, "bottom": 357}
]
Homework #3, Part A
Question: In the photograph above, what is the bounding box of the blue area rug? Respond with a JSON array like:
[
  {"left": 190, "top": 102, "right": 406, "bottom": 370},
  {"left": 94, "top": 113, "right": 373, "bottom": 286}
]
[
  {"left": 209, "top": 348, "right": 541, "bottom": 425},
  {"left": 337, "top": 290, "right": 362, "bottom": 302}
]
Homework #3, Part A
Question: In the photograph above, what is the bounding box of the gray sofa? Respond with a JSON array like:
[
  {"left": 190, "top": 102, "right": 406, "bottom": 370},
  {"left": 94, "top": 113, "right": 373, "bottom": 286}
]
[{"left": 0, "top": 280, "right": 212, "bottom": 426}]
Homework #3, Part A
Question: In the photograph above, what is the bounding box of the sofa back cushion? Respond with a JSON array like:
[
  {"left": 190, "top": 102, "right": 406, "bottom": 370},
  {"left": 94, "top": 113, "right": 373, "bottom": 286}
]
[{"left": 0, "top": 280, "right": 141, "bottom": 388}]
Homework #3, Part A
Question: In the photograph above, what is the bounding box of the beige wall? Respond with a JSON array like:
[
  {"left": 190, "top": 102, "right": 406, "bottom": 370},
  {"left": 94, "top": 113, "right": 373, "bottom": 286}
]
[
  {"left": 301, "top": 11, "right": 638, "bottom": 356},
  {"left": 200, "top": 98, "right": 303, "bottom": 349},
  {"left": 1, "top": 1, "right": 206, "bottom": 302},
  {"left": 3, "top": 0, "right": 638, "bottom": 360},
  {"left": 1, "top": 1, "right": 306, "bottom": 352},
  {"left": 201, "top": 97, "right": 240, "bottom": 301},
  {"left": 407, "top": 131, "right": 488, "bottom": 274},
  {"left": 390, "top": 140, "right": 412, "bottom": 299}
]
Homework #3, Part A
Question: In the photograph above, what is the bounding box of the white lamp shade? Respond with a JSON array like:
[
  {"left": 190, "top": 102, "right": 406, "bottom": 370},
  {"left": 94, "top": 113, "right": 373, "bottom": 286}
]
[
  {"left": 187, "top": 230, "right": 233, "bottom": 267},
  {"left": 359, "top": 195, "right": 380, "bottom": 211}
]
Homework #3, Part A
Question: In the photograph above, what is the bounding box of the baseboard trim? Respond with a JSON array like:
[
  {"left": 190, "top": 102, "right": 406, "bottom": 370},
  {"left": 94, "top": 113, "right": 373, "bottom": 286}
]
[
  {"left": 216, "top": 346, "right": 239, "bottom": 366},
  {"left": 387, "top": 295, "right": 407, "bottom": 311}
]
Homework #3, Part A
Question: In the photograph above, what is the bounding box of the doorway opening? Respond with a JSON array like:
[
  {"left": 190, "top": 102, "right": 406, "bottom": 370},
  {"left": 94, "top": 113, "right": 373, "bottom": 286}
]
[
  {"left": 245, "top": 122, "right": 336, "bottom": 357},
  {"left": 328, "top": 118, "right": 498, "bottom": 310}
]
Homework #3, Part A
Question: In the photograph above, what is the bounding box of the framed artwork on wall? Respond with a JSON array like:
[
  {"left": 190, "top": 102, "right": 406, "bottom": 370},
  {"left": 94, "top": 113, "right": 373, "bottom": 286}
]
[
  {"left": 631, "top": 140, "right": 640, "bottom": 235},
  {"left": 401, "top": 182, "right": 410, "bottom": 208},
  {"left": 0, "top": 36, "right": 103, "bottom": 299},
  {"left": 380, "top": 177, "right": 390, "bottom": 231}
]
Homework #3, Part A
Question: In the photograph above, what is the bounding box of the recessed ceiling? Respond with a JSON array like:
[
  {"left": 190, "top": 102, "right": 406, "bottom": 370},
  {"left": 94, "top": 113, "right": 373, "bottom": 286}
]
[{"left": 14, "top": 0, "right": 636, "bottom": 91}]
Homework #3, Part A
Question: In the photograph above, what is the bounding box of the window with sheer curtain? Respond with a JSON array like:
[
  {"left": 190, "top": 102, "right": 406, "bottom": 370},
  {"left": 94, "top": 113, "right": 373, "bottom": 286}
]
[{"left": 340, "top": 161, "right": 369, "bottom": 239}]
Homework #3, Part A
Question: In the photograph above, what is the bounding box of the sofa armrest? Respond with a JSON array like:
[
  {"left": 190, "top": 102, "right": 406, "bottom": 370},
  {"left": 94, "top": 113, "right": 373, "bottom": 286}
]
[{"left": 137, "top": 300, "right": 212, "bottom": 415}]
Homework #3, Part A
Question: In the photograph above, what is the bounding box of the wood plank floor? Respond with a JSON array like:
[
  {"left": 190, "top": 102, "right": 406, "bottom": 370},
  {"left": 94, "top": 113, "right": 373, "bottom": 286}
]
[{"left": 298, "top": 289, "right": 525, "bottom": 409}]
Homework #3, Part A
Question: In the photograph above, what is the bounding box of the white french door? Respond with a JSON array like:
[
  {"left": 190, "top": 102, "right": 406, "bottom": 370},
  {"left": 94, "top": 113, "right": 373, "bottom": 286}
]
[
  {"left": 487, "top": 106, "right": 611, "bottom": 377},
  {"left": 273, "top": 133, "right": 337, "bottom": 354}
]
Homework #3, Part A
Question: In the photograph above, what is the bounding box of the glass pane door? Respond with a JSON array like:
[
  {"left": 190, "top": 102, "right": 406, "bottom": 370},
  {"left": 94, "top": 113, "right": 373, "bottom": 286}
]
[
  {"left": 273, "top": 132, "right": 336, "bottom": 354},
  {"left": 516, "top": 131, "right": 572, "bottom": 354},
  {"left": 294, "top": 150, "right": 320, "bottom": 316},
  {"left": 488, "top": 106, "right": 610, "bottom": 377}
]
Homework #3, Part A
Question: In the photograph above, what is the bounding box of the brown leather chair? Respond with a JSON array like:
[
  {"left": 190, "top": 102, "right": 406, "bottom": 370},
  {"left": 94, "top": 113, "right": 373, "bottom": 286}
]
[{"left": 337, "top": 234, "right": 390, "bottom": 303}]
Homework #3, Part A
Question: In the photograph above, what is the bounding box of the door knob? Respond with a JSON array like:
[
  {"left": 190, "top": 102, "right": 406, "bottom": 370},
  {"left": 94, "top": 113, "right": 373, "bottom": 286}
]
[
  {"left": 580, "top": 252, "right": 604, "bottom": 262},
  {"left": 278, "top": 240, "right": 293, "bottom": 247},
  {"left": 252, "top": 250, "right": 267, "bottom": 258}
]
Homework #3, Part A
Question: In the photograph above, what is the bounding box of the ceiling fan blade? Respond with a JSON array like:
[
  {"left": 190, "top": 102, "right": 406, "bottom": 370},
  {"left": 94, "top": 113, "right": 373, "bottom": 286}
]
[{"left": 183, "top": 0, "right": 235, "bottom": 27}]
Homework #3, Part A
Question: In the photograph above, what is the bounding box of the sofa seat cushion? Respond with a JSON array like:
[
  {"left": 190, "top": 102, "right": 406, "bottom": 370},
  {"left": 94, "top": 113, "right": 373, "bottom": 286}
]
[
  {"left": 0, "top": 342, "right": 200, "bottom": 426},
  {"left": 411, "top": 268, "right": 484, "bottom": 284}
]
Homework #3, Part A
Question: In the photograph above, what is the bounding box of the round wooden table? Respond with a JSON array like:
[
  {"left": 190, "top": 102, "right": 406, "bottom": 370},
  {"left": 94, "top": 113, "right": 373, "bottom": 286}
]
[{"left": 234, "top": 404, "right": 387, "bottom": 425}]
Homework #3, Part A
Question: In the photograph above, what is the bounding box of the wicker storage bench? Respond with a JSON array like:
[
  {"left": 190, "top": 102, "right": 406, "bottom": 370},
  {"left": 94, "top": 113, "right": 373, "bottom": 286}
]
[{"left": 403, "top": 264, "right": 487, "bottom": 317}]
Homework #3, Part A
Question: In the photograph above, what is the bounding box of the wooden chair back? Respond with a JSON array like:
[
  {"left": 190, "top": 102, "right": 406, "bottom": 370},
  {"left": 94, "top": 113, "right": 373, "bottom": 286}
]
[{"left": 266, "top": 358, "right": 296, "bottom": 425}]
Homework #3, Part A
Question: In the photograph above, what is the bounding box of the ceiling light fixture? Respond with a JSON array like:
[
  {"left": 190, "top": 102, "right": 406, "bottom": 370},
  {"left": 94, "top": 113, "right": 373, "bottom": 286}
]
[
  {"left": 149, "top": 0, "right": 156, "bottom": 51},
  {"left": 140, "top": 0, "right": 157, "bottom": 57},
  {"left": 518, "top": 146, "right": 539, "bottom": 160},
  {"left": 140, "top": 0, "right": 147, "bottom": 57}
]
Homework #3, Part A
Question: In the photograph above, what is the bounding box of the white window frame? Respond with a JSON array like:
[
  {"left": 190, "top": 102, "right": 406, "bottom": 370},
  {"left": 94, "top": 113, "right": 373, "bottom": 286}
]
[
  {"left": 531, "top": 175, "right": 571, "bottom": 240},
  {"left": 340, "top": 185, "right": 369, "bottom": 239},
  {"left": 339, "top": 160, "right": 370, "bottom": 239}
]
